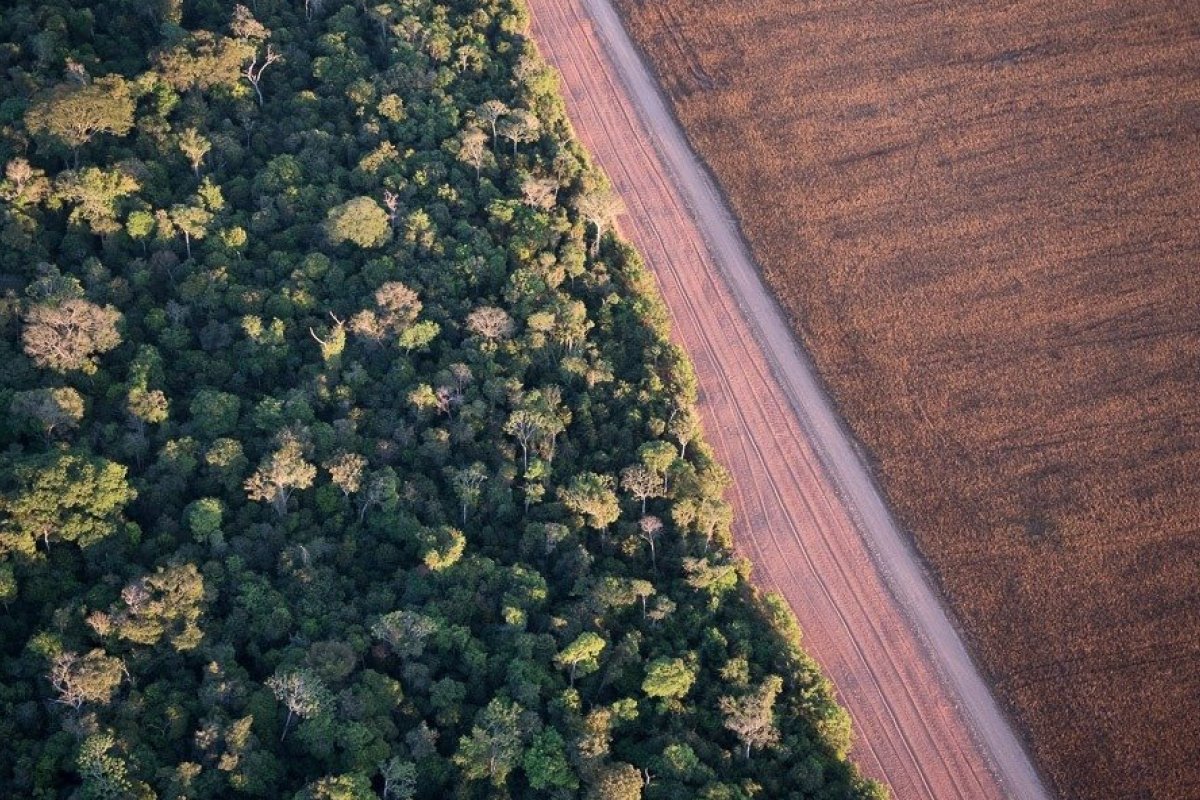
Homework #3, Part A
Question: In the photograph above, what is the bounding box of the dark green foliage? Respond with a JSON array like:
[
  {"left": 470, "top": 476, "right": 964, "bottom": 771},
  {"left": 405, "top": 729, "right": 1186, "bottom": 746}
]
[{"left": 0, "top": 1, "right": 881, "bottom": 798}]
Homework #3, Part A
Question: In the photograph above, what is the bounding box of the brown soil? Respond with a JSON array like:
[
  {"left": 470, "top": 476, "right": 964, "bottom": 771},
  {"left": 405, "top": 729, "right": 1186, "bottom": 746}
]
[
  {"left": 527, "top": 1, "right": 1051, "bottom": 797},
  {"left": 608, "top": 1, "right": 1200, "bottom": 798}
]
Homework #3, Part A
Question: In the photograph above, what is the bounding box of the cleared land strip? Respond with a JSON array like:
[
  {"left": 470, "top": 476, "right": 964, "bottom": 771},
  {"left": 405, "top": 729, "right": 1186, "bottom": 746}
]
[{"left": 526, "top": 1, "right": 1051, "bottom": 798}]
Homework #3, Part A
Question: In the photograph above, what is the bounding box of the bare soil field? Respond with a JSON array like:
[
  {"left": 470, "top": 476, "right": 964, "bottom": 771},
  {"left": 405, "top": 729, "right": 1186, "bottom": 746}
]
[{"left": 610, "top": 1, "right": 1200, "bottom": 798}]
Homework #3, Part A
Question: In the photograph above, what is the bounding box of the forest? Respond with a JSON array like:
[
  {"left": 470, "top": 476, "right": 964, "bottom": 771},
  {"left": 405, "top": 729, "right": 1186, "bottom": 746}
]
[{"left": 0, "top": 1, "right": 882, "bottom": 798}]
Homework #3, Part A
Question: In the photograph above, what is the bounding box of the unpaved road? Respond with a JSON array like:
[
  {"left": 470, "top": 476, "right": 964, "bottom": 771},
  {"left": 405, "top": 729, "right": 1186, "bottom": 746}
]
[{"left": 527, "top": 1, "right": 1052, "bottom": 798}]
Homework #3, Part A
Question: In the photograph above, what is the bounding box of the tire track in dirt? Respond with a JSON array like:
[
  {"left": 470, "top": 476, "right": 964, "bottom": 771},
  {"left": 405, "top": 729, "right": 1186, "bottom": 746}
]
[{"left": 526, "top": 1, "right": 1052, "bottom": 798}]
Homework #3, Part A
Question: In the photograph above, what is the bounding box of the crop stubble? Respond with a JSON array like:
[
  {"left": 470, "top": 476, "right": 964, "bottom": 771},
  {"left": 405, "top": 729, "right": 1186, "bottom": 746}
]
[{"left": 612, "top": 1, "right": 1200, "bottom": 798}]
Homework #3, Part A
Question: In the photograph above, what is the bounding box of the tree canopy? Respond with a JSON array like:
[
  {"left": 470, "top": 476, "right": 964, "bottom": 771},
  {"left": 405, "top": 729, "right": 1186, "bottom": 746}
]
[{"left": 0, "top": 1, "right": 880, "bottom": 798}]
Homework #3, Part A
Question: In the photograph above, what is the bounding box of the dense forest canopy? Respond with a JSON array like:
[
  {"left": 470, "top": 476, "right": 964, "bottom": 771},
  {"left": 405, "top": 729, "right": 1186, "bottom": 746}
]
[{"left": 0, "top": 0, "right": 882, "bottom": 797}]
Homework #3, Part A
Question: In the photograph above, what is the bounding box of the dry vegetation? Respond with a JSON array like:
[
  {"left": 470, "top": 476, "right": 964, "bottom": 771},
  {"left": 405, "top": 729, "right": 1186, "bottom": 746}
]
[{"left": 613, "top": 1, "right": 1200, "bottom": 797}]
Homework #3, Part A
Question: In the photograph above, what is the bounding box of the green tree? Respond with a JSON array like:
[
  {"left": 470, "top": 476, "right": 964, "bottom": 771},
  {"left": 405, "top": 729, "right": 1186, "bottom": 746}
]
[
  {"left": 125, "top": 210, "right": 155, "bottom": 250},
  {"left": 56, "top": 167, "right": 140, "bottom": 236},
  {"left": 0, "top": 563, "right": 15, "bottom": 607},
  {"left": 156, "top": 31, "right": 252, "bottom": 92},
  {"left": 638, "top": 440, "right": 677, "bottom": 490},
  {"left": 397, "top": 320, "right": 439, "bottom": 353},
  {"left": 128, "top": 391, "right": 169, "bottom": 428},
  {"left": 325, "top": 197, "right": 391, "bottom": 248},
  {"left": 76, "top": 732, "right": 154, "bottom": 800},
  {"left": 24, "top": 75, "right": 135, "bottom": 161},
  {"left": 452, "top": 697, "right": 525, "bottom": 787},
  {"left": 642, "top": 657, "right": 695, "bottom": 701},
  {"left": 417, "top": 525, "right": 466, "bottom": 571},
  {"left": 559, "top": 473, "right": 620, "bottom": 533},
  {"left": 555, "top": 632, "right": 606, "bottom": 687},
  {"left": 371, "top": 610, "right": 437, "bottom": 660},
  {"left": 189, "top": 389, "right": 240, "bottom": 438},
  {"left": 185, "top": 497, "right": 223, "bottom": 544},
  {"left": 379, "top": 757, "right": 417, "bottom": 800},
  {"left": 10, "top": 387, "right": 85, "bottom": 440},
  {"left": 1, "top": 452, "right": 135, "bottom": 555},
  {"left": 668, "top": 406, "right": 700, "bottom": 458},
  {"left": 523, "top": 728, "right": 577, "bottom": 791},
  {"left": 108, "top": 564, "right": 206, "bottom": 651},
  {"left": 297, "top": 773, "right": 374, "bottom": 800},
  {"left": 169, "top": 202, "right": 213, "bottom": 258}
]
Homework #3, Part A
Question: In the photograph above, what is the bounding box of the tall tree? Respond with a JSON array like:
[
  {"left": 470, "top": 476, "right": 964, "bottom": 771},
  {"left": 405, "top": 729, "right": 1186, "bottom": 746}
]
[
  {"left": 642, "top": 656, "right": 695, "bottom": 701},
  {"left": 523, "top": 729, "right": 578, "bottom": 792},
  {"left": 75, "top": 731, "right": 154, "bottom": 800},
  {"left": 559, "top": 473, "right": 620, "bottom": 534},
  {"left": 505, "top": 408, "right": 548, "bottom": 472},
  {"left": 554, "top": 632, "right": 605, "bottom": 687},
  {"left": 457, "top": 126, "right": 491, "bottom": 177},
  {"left": 497, "top": 109, "right": 541, "bottom": 155},
  {"left": 244, "top": 436, "right": 317, "bottom": 516},
  {"left": 574, "top": 188, "right": 624, "bottom": 256},
  {"left": 452, "top": 698, "right": 525, "bottom": 787},
  {"left": 22, "top": 298, "right": 122, "bottom": 374},
  {"left": 1, "top": 452, "right": 134, "bottom": 556},
  {"left": 325, "top": 197, "right": 391, "bottom": 248},
  {"left": 10, "top": 387, "right": 85, "bottom": 441},
  {"left": 266, "top": 668, "right": 330, "bottom": 741},
  {"left": 720, "top": 675, "right": 784, "bottom": 760},
  {"left": 451, "top": 463, "right": 488, "bottom": 525},
  {"left": 586, "top": 762, "right": 643, "bottom": 800},
  {"left": 48, "top": 650, "right": 125, "bottom": 709},
  {"left": 620, "top": 465, "right": 663, "bottom": 514},
  {"left": 378, "top": 757, "right": 417, "bottom": 800},
  {"left": 177, "top": 127, "right": 212, "bottom": 177},
  {"left": 55, "top": 167, "right": 140, "bottom": 235},
  {"left": 466, "top": 305, "right": 514, "bottom": 348},
  {"left": 24, "top": 75, "right": 135, "bottom": 163},
  {"left": 324, "top": 452, "right": 367, "bottom": 499},
  {"left": 475, "top": 100, "right": 509, "bottom": 150},
  {"left": 169, "top": 202, "right": 213, "bottom": 258}
]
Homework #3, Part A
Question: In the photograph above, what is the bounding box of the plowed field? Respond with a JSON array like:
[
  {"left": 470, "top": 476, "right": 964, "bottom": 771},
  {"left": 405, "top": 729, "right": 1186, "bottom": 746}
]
[{"left": 611, "top": 1, "right": 1200, "bottom": 798}]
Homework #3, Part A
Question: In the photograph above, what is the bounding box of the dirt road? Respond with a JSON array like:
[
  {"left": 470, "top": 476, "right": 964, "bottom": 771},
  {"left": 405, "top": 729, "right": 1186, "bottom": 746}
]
[{"left": 526, "top": 0, "right": 1052, "bottom": 797}]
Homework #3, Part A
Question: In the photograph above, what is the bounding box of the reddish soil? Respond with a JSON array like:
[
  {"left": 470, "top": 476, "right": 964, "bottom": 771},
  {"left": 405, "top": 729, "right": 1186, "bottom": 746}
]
[
  {"left": 527, "top": 1, "right": 1050, "bottom": 798},
  {"left": 607, "top": 1, "right": 1200, "bottom": 798}
]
